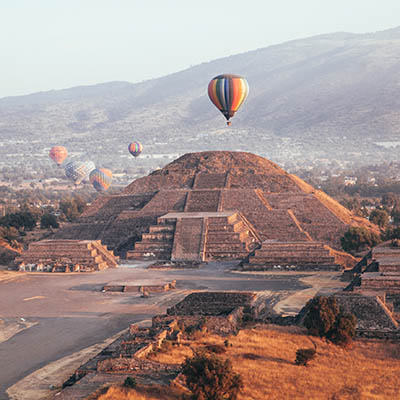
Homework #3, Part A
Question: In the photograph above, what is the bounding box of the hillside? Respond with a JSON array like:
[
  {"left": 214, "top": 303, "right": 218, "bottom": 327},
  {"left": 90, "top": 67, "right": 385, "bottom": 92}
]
[
  {"left": 98, "top": 325, "right": 400, "bottom": 400},
  {"left": 1, "top": 27, "right": 400, "bottom": 175}
]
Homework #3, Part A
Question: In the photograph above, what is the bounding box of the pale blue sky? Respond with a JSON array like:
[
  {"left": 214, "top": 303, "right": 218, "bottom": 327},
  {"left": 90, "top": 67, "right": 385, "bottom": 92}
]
[{"left": 1, "top": 0, "right": 400, "bottom": 98}]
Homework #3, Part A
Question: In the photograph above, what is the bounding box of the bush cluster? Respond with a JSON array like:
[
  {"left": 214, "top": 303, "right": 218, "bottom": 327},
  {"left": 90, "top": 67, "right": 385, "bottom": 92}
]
[
  {"left": 303, "top": 296, "right": 356, "bottom": 346},
  {"left": 182, "top": 351, "right": 243, "bottom": 400}
]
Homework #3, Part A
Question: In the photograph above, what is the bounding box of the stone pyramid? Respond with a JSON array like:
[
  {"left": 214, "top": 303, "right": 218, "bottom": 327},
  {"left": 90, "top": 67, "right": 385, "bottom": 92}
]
[{"left": 54, "top": 151, "right": 377, "bottom": 265}]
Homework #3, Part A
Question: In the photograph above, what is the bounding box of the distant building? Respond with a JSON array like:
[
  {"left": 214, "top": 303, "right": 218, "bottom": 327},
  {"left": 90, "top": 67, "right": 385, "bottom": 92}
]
[{"left": 344, "top": 176, "right": 357, "bottom": 186}]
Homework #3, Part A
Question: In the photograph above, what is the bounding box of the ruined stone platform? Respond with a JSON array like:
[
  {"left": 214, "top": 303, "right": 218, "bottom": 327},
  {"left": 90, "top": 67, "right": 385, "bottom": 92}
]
[
  {"left": 103, "top": 279, "right": 176, "bottom": 293},
  {"left": 241, "top": 240, "right": 346, "bottom": 271},
  {"left": 17, "top": 239, "right": 119, "bottom": 272}
]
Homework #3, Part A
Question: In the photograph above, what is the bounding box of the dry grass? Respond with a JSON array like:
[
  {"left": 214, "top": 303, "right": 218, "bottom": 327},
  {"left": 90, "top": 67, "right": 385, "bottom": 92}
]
[
  {"left": 98, "top": 325, "right": 400, "bottom": 400},
  {"left": 97, "top": 385, "right": 184, "bottom": 400}
]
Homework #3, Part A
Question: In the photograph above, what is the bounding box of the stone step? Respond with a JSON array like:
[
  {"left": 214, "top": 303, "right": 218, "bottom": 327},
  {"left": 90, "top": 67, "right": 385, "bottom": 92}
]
[
  {"left": 255, "top": 249, "right": 332, "bottom": 257},
  {"left": 207, "top": 216, "right": 233, "bottom": 225},
  {"left": 206, "top": 231, "right": 249, "bottom": 243},
  {"left": 206, "top": 242, "right": 248, "bottom": 251},
  {"left": 141, "top": 232, "right": 174, "bottom": 241},
  {"left": 21, "top": 249, "right": 99, "bottom": 258},
  {"left": 29, "top": 242, "right": 93, "bottom": 251},
  {"left": 134, "top": 242, "right": 173, "bottom": 252},
  {"left": 259, "top": 242, "right": 326, "bottom": 249},
  {"left": 149, "top": 225, "right": 175, "bottom": 233},
  {"left": 205, "top": 251, "right": 250, "bottom": 259},
  {"left": 249, "top": 256, "right": 335, "bottom": 264},
  {"left": 127, "top": 250, "right": 172, "bottom": 260}
]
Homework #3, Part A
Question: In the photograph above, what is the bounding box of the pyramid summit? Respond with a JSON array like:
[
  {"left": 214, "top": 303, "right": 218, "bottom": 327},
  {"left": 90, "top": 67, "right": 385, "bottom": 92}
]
[{"left": 54, "top": 151, "right": 376, "bottom": 267}]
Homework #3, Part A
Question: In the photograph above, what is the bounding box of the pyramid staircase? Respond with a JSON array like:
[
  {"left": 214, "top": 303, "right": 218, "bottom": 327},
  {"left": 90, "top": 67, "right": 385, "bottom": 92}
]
[
  {"left": 126, "top": 220, "right": 176, "bottom": 260},
  {"left": 204, "top": 213, "right": 259, "bottom": 260},
  {"left": 127, "top": 211, "right": 261, "bottom": 261},
  {"left": 17, "top": 240, "right": 119, "bottom": 271}
]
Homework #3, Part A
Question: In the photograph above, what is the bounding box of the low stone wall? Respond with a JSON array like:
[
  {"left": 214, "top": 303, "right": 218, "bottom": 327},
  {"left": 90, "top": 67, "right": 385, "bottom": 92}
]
[
  {"left": 97, "top": 357, "right": 179, "bottom": 373},
  {"left": 153, "top": 309, "right": 243, "bottom": 336},
  {"left": 103, "top": 280, "right": 176, "bottom": 293},
  {"left": 333, "top": 293, "right": 399, "bottom": 331},
  {"left": 166, "top": 291, "right": 256, "bottom": 316}
]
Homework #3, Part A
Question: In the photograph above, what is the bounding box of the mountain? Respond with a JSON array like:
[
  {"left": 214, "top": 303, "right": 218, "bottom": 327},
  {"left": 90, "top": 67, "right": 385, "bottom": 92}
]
[
  {"left": 54, "top": 151, "right": 378, "bottom": 257},
  {"left": 1, "top": 26, "right": 400, "bottom": 173}
]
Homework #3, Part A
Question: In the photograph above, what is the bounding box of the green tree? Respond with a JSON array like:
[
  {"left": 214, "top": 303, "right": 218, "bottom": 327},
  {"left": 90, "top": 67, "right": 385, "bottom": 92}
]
[
  {"left": 341, "top": 227, "right": 380, "bottom": 254},
  {"left": 303, "top": 296, "right": 357, "bottom": 347},
  {"left": 327, "top": 313, "right": 357, "bottom": 346},
  {"left": 391, "top": 205, "right": 400, "bottom": 225},
  {"left": 40, "top": 213, "right": 59, "bottom": 229},
  {"left": 59, "top": 197, "right": 86, "bottom": 222},
  {"left": 182, "top": 351, "right": 243, "bottom": 400},
  {"left": 381, "top": 192, "right": 398, "bottom": 208},
  {"left": 0, "top": 211, "right": 38, "bottom": 231},
  {"left": 303, "top": 296, "right": 339, "bottom": 337},
  {"left": 369, "top": 209, "right": 389, "bottom": 228}
]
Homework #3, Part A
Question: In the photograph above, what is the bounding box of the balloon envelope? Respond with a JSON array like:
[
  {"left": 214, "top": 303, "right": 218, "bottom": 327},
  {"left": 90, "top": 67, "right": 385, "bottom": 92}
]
[
  {"left": 208, "top": 74, "right": 249, "bottom": 124},
  {"left": 89, "top": 168, "right": 112, "bottom": 192},
  {"left": 49, "top": 146, "right": 68, "bottom": 165},
  {"left": 128, "top": 142, "right": 143, "bottom": 157},
  {"left": 64, "top": 161, "right": 95, "bottom": 184}
]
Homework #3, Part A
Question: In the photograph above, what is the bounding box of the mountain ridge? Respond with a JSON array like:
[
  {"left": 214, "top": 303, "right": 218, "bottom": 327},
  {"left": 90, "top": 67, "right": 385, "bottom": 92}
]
[{"left": 1, "top": 25, "right": 400, "bottom": 171}]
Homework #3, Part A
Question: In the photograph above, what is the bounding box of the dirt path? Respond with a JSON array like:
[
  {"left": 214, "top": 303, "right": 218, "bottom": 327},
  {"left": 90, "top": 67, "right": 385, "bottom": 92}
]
[{"left": 273, "top": 273, "right": 346, "bottom": 315}]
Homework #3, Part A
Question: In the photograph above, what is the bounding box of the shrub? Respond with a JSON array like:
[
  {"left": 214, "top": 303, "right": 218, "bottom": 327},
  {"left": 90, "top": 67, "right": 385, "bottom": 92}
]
[
  {"left": 295, "top": 348, "right": 316, "bottom": 366},
  {"left": 327, "top": 313, "right": 357, "bottom": 347},
  {"left": 303, "top": 296, "right": 339, "bottom": 337},
  {"left": 204, "top": 344, "right": 226, "bottom": 354},
  {"left": 303, "top": 296, "right": 357, "bottom": 347},
  {"left": 123, "top": 376, "right": 137, "bottom": 389},
  {"left": 341, "top": 227, "right": 380, "bottom": 254},
  {"left": 40, "top": 213, "right": 59, "bottom": 229},
  {"left": 369, "top": 209, "right": 389, "bottom": 228},
  {"left": 182, "top": 351, "right": 243, "bottom": 400}
]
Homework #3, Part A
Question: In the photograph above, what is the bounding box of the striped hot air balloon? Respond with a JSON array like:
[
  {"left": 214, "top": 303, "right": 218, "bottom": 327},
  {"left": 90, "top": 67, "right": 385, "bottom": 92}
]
[
  {"left": 64, "top": 161, "right": 95, "bottom": 185},
  {"left": 49, "top": 146, "right": 68, "bottom": 165},
  {"left": 89, "top": 168, "right": 112, "bottom": 192},
  {"left": 128, "top": 142, "right": 143, "bottom": 157},
  {"left": 208, "top": 74, "right": 249, "bottom": 125}
]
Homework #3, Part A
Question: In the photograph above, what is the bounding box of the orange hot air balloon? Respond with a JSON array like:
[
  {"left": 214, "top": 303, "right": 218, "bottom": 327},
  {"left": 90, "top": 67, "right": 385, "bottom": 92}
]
[
  {"left": 49, "top": 146, "right": 68, "bottom": 165},
  {"left": 89, "top": 168, "right": 112, "bottom": 192},
  {"left": 208, "top": 74, "right": 249, "bottom": 125}
]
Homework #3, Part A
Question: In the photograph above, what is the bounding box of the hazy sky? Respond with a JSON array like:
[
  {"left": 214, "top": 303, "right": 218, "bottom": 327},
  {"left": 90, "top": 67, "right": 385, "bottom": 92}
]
[{"left": 1, "top": 0, "right": 400, "bottom": 98}]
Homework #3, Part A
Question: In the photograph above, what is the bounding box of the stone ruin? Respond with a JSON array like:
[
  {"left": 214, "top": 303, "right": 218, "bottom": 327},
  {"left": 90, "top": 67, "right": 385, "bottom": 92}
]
[
  {"left": 56, "top": 287, "right": 400, "bottom": 399},
  {"left": 103, "top": 279, "right": 176, "bottom": 293},
  {"left": 57, "top": 291, "right": 261, "bottom": 399},
  {"left": 339, "top": 241, "right": 400, "bottom": 335},
  {"left": 16, "top": 239, "right": 119, "bottom": 272},
  {"left": 52, "top": 151, "right": 371, "bottom": 269}
]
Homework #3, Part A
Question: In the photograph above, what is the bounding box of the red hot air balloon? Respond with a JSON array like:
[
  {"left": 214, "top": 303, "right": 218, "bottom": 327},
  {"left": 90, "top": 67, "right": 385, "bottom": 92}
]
[
  {"left": 49, "top": 146, "right": 68, "bottom": 165},
  {"left": 128, "top": 142, "right": 143, "bottom": 157},
  {"left": 208, "top": 74, "right": 249, "bottom": 125}
]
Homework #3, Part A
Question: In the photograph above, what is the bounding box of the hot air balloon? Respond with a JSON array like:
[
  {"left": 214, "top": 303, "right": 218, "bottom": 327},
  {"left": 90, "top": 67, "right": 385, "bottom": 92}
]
[
  {"left": 49, "top": 146, "right": 68, "bottom": 165},
  {"left": 64, "top": 161, "right": 95, "bottom": 185},
  {"left": 89, "top": 168, "right": 112, "bottom": 192},
  {"left": 128, "top": 142, "right": 143, "bottom": 157},
  {"left": 208, "top": 74, "right": 249, "bottom": 125}
]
